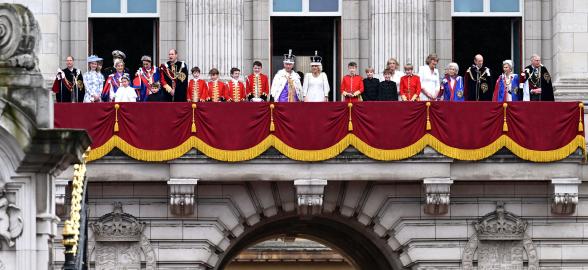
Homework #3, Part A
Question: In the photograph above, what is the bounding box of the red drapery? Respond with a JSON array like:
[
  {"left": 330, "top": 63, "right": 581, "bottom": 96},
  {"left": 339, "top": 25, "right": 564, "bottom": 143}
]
[{"left": 54, "top": 102, "right": 585, "bottom": 162}]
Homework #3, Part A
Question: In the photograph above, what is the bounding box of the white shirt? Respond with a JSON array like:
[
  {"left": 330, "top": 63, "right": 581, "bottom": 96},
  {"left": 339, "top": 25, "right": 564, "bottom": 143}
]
[
  {"left": 418, "top": 65, "right": 441, "bottom": 101},
  {"left": 303, "top": 72, "right": 330, "bottom": 102},
  {"left": 114, "top": 86, "right": 137, "bottom": 102}
]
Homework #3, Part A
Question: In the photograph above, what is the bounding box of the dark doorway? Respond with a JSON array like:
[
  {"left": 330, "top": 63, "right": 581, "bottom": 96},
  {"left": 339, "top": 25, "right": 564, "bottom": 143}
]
[
  {"left": 271, "top": 17, "right": 340, "bottom": 101},
  {"left": 89, "top": 18, "right": 158, "bottom": 75},
  {"left": 453, "top": 17, "right": 522, "bottom": 78}
]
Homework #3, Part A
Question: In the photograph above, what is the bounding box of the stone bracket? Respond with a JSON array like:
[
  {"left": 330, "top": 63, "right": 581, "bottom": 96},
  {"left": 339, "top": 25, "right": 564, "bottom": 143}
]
[
  {"left": 423, "top": 178, "right": 453, "bottom": 215},
  {"left": 551, "top": 178, "right": 580, "bottom": 215},
  {"left": 294, "top": 179, "right": 327, "bottom": 215},
  {"left": 167, "top": 178, "right": 198, "bottom": 216}
]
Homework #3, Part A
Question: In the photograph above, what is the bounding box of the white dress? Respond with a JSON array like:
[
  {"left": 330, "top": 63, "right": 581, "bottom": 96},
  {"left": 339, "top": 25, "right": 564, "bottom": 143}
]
[
  {"left": 418, "top": 65, "right": 441, "bottom": 101},
  {"left": 303, "top": 72, "right": 330, "bottom": 102},
  {"left": 114, "top": 86, "right": 138, "bottom": 102}
]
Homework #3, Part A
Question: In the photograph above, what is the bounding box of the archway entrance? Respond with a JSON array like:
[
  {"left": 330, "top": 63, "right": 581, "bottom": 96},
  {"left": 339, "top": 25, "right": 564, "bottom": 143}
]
[{"left": 216, "top": 214, "right": 402, "bottom": 270}]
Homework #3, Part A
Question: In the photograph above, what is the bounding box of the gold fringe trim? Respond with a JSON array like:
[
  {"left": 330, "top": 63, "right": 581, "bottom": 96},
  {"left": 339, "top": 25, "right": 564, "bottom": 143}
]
[
  {"left": 196, "top": 136, "right": 273, "bottom": 162},
  {"left": 114, "top": 104, "right": 120, "bottom": 132},
  {"left": 84, "top": 135, "right": 586, "bottom": 163},
  {"left": 273, "top": 135, "right": 351, "bottom": 161},
  {"left": 426, "top": 102, "right": 432, "bottom": 131},
  {"left": 350, "top": 134, "right": 428, "bottom": 160},
  {"left": 503, "top": 103, "right": 509, "bottom": 132},
  {"left": 347, "top": 103, "right": 353, "bottom": 131}
]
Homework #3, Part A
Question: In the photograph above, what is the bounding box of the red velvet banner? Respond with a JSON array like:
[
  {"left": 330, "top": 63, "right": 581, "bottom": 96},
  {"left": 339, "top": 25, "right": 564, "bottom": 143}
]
[{"left": 54, "top": 102, "right": 585, "bottom": 162}]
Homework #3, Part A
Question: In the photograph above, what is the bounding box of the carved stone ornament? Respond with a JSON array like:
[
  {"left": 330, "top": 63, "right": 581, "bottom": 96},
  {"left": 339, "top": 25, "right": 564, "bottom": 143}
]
[
  {"left": 474, "top": 202, "right": 527, "bottom": 241},
  {"left": 0, "top": 189, "right": 23, "bottom": 248},
  {"left": 167, "top": 178, "right": 198, "bottom": 216},
  {"left": 423, "top": 178, "right": 452, "bottom": 215},
  {"left": 294, "top": 179, "right": 327, "bottom": 215},
  {"left": 0, "top": 4, "right": 39, "bottom": 70},
  {"left": 462, "top": 202, "right": 539, "bottom": 270},
  {"left": 91, "top": 202, "right": 145, "bottom": 242},
  {"left": 551, "top": 178, "right": 580, "bottom": 215}
]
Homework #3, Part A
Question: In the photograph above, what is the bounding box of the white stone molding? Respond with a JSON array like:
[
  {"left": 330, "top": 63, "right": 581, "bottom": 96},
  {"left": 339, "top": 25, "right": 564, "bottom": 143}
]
[
  {"left": 462, "top": 202, "right": 538, "bottom": 270},
  {"left": 0, "top": 188, "right": 23, "bottom": 249},
  {"left": 294, "top": 179, "right": 327, "bottom": 215},
  {"left": 551, "top": 178, "right": 580, "bottom": 215},
  {"left": 54, "top": 179, "right": 68, "bottom": 217},
  {"left": 167, "top": 178, "right": 198, "bottom": 216},
  {"left": 422, "top": 178, "right": 452, "bottom": 215}
]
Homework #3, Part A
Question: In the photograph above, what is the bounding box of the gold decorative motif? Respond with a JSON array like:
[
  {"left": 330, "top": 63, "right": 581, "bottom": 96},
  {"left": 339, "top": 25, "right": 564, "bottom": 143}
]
[
  {"left": 76, "top": 80, "right": 84, "bottom": 90},
  {"left": 114, "top": 104, "right": 120, "bottom": 132},
  {"left": 481, "top": 83, "right": 489, "bottom": 93},
  {"left": 192, "top": 103, "right": 197, "bottom": 133},
  {"left": 270, "top": 104, "right": 275, "bottom": 132},
  {"left": 543, "top": 72, "right": 551, "bottom": 83},
  {"left": 579, "top": 103, "right": 584, "bottom": 133},
  {"left": 457, "top": 90, "right": 464, "bottom": 98},
  {"left": 62, "top": 147, "right": 90, "bottom": 256},
  {"left": 178, "top": 72, "right": 187, "bottom": 82}
]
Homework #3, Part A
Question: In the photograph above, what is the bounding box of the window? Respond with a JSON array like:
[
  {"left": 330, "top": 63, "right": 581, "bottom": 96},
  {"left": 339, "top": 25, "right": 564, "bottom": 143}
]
[
  {"left": 452, "top": 0, "right": 521, "bottom": 16},
  {"left": 271, "top": 0, "right": 341, "bottom": 16},
  {"left": 89, "top": 0, "right": 159, "bottom": 17}
]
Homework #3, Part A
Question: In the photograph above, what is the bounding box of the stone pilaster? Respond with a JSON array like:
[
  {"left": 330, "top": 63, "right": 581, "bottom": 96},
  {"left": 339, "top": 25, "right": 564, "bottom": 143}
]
[{"left": 186, "top": 0, "right": 244, "bottom": 79}]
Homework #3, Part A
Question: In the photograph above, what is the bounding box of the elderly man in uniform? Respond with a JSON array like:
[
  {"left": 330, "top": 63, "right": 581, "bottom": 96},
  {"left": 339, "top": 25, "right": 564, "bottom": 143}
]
[
  {"left": 133, "top": 55, "right": 162, "bottom": 102},
  {"left": 270, "top": 50, "right": 303, "bottom": 102},
  {"left": 159, "top": 49, "right": 189, "bottom": 102},
  {"left": 464, "top": 54, "right": 493, "bottom": 101},
  {"left": 521, "top": 54, "right": 554, "bottom": 101},
  {"left": 103, "top": 50, "right": 130, "bottom": 78}
]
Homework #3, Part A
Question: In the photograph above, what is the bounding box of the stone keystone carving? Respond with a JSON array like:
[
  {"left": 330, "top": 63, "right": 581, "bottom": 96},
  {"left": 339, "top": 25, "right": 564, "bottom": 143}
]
[
  {"left": 551, "top": 178, "right": 580, "bottom": 215},
  {"left": 423, "top": 178, "right": 452, "bottom": 215},
  {"left": 294, "top": 179, "right": 327, "bottom": 215},
  {"left": 0, "top": 189, "right": 23, "bottom": 248},
  {"left": 474, "top": 202, "right": 527, "bottom": 241},
  {"left": 167, "top": 178, "right": 198, "bottom": 216},
  {"left": 0, "top": 4, "right": 39, "bottom": 70},
  {"left": 91, "top": 202, "right": 145, "bottom": 242}
]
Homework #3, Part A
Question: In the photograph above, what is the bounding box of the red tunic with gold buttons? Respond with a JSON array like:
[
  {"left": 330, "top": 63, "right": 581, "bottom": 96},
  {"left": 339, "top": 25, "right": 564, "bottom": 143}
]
[
  {"left": 340, "top": 75, "right": 364, "bottom": 102},
  {"left": 207, "top": 80, "right": 226, "bottom": 102},
  {"left": 399, "top": 75, "right": 422, "bottom": 101},
  {"left": 187, "top": 79, "right": 209, "bottom": 102},
  {"left": 245, "top": 73, "right": 270, "bottom": 100},
  {"left": 224, "top": 80, "right": 246, "bottom": 102}
]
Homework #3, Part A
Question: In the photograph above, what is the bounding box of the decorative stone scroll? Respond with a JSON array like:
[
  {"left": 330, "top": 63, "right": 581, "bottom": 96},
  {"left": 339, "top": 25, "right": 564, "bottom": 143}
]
[
  {"left": 423, "top": 178, "right": 452, "bottom": 215},
  {"left": 0, "top": 3, "right": 39, "bottom": 70},
  {"left": 167, "top": 178, "right": 198, "bottom": 216},
  {"left": 551, "top": 178, "right": 580, "bottom": 215},
  {"left": 294, "top": 179, "right": 327, "bottom": 215}
]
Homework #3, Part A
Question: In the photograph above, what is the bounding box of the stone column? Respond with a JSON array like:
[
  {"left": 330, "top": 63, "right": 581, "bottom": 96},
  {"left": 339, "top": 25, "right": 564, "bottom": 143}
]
[
  {"left": 186, "top": 0, "right": 244, "bottom": 78},
  {"left": 551, "top": 0, "right": 588, "bottom": 100},
  {"left": 368, "top": 0, "right": 429, "bottom": 74}
]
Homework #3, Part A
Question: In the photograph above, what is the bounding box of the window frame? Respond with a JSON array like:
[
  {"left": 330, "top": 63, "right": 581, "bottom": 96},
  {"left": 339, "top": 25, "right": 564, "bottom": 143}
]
[
  {"left": 270, "top": 0, "right": 342, "bottom": 16},
  {"left": 88, "top": 0, "right": 160, "bottom": 18},
  {"left": 451, "top": 0, "right": 523, "bottom": 17}
]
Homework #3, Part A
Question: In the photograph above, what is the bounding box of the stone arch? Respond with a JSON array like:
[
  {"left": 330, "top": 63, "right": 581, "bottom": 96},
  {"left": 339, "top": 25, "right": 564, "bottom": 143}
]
[{"left": 214, "top": 213, "right": 405, "bottom": 270}]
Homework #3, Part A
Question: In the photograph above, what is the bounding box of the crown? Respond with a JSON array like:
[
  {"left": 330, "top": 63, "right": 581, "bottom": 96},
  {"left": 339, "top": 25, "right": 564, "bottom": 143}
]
[
  {"left": 91, "top": 202, "right": 145, "bottom": 242},
  {"left": 283, "top": 49, "right": 296, "bottom": 64},
  {"left": 310, "top": 51, "right": 322, "bottom": 65},
  {"left": 474, "top": 202, "right": 527, "bottom": 241}
]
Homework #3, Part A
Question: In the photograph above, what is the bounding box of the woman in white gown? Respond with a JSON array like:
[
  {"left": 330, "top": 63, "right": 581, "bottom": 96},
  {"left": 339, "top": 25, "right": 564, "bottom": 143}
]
[{"left": 303, "top": 51, "right": 330, "bottom": 102}]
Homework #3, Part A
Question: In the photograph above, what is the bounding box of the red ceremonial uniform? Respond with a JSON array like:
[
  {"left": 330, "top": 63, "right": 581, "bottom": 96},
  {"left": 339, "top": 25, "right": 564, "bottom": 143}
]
[
  {"left": 399, "top": 75, "right": 422, "bottom": 101},
  {"left": 187, "top": 79, "right": 209, "bottom": 102},
  {"left": 340, "top": 75, "right": 364, "bottom": 102},
  {"left": 225, "top": 80, "right": 246, "bottom": 102},
  {"left": 207, "top": 80, "right": 226, "bottom": 102},
  {"left": 245, "top": 73, "right": 270, "bottom": 100}
]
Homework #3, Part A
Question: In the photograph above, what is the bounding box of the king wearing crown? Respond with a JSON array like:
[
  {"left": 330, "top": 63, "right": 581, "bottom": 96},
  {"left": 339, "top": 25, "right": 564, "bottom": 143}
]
[{"left": 270, "top": 49, "right": 303, "bottom": 102}]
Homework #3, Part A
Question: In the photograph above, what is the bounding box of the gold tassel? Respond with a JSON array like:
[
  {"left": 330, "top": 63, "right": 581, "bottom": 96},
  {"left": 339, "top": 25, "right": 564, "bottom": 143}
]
[
  {"left": 114, "top": 104, "right": 120, "bottom": 132},
  {"left": 270, "top": 104, "right": 276, "bottom": 132},
  {"left": 579, "top": 103, "right": 584, "bottom": 132},
  {"left": 191, "top": 103, "right": 197, "bottom": 133},
  {"left": 348, "top": 102, "right": 354, "bottom": 131},
  {"left": 426, "top": 102, "right": 431, "bottom": 131},
  {"left": 502, "top": 103, "right": 509, "bottom": 132}
]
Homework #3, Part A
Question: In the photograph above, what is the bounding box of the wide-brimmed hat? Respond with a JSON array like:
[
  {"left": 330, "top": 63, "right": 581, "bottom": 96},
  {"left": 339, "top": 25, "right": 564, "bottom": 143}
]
[{"left": 87, "top": 55, "right": 103, "bottom": 62}]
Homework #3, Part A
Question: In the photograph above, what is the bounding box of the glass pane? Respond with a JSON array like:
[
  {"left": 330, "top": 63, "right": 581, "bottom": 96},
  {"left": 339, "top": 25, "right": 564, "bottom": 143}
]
[
  {"left": 310, "top": 0, "right": 339, "bottom": 12},
  {"left": 273, "top": 0, "right": 302, "bottom": 12},
  {"left": 490, "top": 0, "right": 520, "bottom": 12},
  {"left": 91, "top": 0, "right": 121, "bottom": 13},
  {"left": 128, "top": 0, "right": 157, "bottom": 13},
  {"left": 454, "top": 0, "right": 483, "bottom": 12}
]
